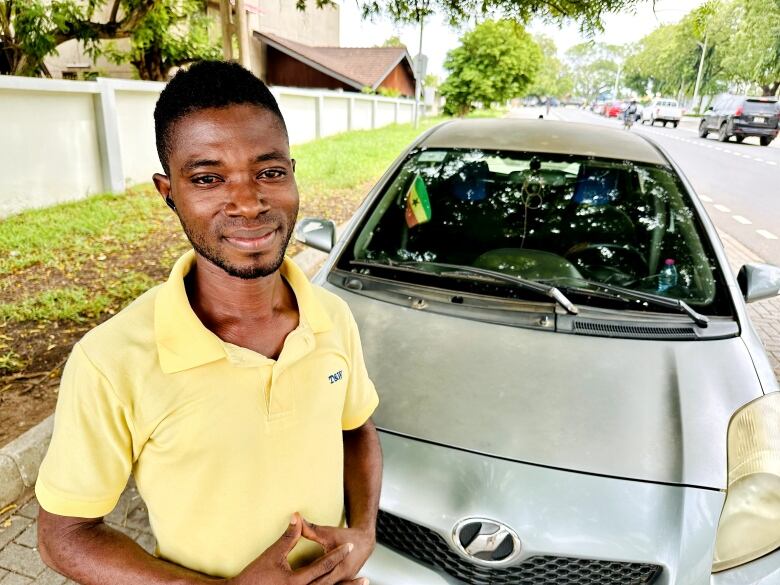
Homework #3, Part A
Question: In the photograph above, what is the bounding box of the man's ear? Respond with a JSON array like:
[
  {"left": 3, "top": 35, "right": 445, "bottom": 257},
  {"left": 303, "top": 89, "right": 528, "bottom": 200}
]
[{"left": 153, "top": 173, "right": 174, "bottom": 210}]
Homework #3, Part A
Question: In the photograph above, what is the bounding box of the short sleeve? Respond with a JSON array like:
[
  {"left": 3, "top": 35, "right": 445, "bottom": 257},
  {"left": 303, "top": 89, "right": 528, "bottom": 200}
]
[
  {"left": 341, "top": 312, "right": 379, "bottom": 431},
  {"left": 35, "top": 343, "right": 134, "bottom": 518}
]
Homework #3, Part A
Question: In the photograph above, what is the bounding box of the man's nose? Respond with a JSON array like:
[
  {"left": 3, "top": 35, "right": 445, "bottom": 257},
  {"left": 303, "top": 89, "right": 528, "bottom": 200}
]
[{"left": 224, "top": 178, "right": 269, "bottom": 217}]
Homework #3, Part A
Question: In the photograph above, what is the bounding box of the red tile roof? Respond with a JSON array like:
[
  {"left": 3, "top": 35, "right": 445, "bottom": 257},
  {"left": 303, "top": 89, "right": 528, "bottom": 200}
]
[{"left": 255, "top": 32, "right": 415, "bottom": 90}]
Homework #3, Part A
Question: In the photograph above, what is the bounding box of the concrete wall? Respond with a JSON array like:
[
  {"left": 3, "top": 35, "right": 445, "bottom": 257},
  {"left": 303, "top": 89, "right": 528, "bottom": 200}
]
[{"left": 0, "top": 76, "right": 416, "bottom": 218}]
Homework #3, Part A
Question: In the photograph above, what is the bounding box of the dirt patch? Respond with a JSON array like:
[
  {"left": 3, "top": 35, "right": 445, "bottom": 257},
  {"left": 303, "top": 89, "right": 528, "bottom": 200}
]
[{"left": 0, "top": 184, "right": 369, "bottom": 446}]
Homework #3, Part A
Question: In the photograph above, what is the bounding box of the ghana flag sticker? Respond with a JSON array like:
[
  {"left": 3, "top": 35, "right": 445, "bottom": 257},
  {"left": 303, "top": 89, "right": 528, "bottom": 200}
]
[{"left": 405, "top": 174, "right": 432, "bottom": 228}]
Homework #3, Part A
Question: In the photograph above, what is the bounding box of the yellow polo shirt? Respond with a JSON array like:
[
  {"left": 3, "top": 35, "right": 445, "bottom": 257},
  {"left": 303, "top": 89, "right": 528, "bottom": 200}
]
[{"left": 35, "top": 250, "right": 379, "bottom": 578}]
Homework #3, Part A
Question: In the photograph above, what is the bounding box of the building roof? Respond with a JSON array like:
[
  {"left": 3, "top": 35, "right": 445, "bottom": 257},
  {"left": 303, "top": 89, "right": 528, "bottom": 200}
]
[
  {"left": 255, "top": 32, "right": 415, "bottom": 91},
  {"left": 421, "top": 119, "right": 670, "bottom": 166}
]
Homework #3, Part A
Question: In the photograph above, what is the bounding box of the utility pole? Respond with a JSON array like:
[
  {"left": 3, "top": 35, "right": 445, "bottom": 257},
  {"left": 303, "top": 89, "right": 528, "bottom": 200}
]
[
  {"left": 692, "top": 32, "right": 708, "bottom": 113},
  {"left": 612, "top": 63, "right": 622, "bottom": 100}
]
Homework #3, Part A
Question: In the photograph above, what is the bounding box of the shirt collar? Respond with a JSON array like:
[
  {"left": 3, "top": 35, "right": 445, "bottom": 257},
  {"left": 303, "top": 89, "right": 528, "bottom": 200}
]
[{"left": 155, "top": 250, "right": 333, "bottom": 374}]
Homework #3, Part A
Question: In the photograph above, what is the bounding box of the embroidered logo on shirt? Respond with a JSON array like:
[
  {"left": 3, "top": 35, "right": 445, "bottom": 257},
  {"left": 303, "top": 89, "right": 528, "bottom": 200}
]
[{"left": 328, "top": 370, "right": 343, "bottom": 384}]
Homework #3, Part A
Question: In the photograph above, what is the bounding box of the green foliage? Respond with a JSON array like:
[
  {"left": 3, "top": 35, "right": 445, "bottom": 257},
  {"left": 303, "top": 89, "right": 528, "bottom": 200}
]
[
  {"left": 0, "top": 350, "right": 25, "bottom": 375},
  {"left": 104, "top": 0, "right": 220, "bottom": 80},
  {"left": 622, "top": 24, "right": 704, "bottom": 97},
  {"left": 564, "top": 41, "right": 620, "bottom": 100},
  {"left": 623, "top": 0, "right": 780, "bottom": 100},
  {"left": 440, "top": 19, "right": 541, "bottom": 116},
  {"left": 717, "top": 0, "right": 780, "bottom": 95},
  {"left": 0, "top": 273, "right": 155, "bottom": 323},
  {"left": 357, "top": 0, "right": 645, "bottom": 32},
  {"left": 525, "top": 35, "right": 573, "bottom": 98},
  {"left": 378, "top": 86, "right": 402, "bottom": 97},
  {"left": 0, "top": 190, "right": 163, "bottom": 274},
  {"left": 0, "top": 0, "right": 218, "bottom": 80},
  {"left": 381, "top": 35, "right": 405, "bottom": 47}
]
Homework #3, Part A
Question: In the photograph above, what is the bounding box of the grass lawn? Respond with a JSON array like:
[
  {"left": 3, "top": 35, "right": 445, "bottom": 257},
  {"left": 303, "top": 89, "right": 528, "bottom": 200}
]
[{"left": 0, "top": 110, "right": 501, "bottom": 445}]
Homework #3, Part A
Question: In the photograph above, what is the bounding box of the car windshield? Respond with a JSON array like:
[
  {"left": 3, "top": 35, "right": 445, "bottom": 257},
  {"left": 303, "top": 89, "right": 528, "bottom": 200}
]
[{"left": 340, "top": 148, "right": 732, "bottom": 315}]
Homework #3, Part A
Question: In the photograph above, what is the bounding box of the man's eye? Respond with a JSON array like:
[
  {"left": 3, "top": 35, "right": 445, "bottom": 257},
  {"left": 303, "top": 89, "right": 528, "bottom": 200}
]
[
  {"left": 259, "top": 169, "right": 286, "bottom": 179},
  {"left": 192, "top": 175, "right": 220, "bottom": 185}
]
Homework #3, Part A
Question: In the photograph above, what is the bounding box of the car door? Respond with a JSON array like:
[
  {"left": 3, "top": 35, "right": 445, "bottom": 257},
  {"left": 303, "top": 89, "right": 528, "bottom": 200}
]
[{"left": 704, "top": 97, "right": 720, "bottom": 129}]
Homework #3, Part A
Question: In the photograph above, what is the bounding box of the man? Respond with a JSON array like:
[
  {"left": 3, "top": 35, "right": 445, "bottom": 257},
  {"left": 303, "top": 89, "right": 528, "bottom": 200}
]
[{"left": 35, "top": 60, "right": 382, "bottom": 585}]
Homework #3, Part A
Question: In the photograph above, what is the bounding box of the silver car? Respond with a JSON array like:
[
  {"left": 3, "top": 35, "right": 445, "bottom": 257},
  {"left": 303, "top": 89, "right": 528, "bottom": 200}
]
[{"left": 296, "top": 119, "right": 780, "bottom": 585}]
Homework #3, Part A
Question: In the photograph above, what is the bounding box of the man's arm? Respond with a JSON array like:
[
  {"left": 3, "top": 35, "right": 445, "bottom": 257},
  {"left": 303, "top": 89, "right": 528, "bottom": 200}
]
[
  {"left": 343, "top": 419, "right": 382, "bottom": 533},
  {"left": 38, "top": 510, "right": 220, "bottom": 585},
  {"left": 302, "top": 419, "right": 382, "bottom": 584},
  {"left": 38, "top": 510, "right": 355, "bottom": 585}
]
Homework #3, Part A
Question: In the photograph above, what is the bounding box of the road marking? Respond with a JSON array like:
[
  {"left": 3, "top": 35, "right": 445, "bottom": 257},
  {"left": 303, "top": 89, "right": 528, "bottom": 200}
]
[
  {"left": 768, "top": 161, "right": 777, "bottom": 166},
  {"left": 757, "top": 230, "right": 778, "bottom": 240},
  {"left": 732, "top": 215, "right": 752, "bottom": 225},
  {"left": 699, "top": 194, "right": 713, "bottom": 202},
  {"left": 714, "top": 204, "right": 732, "bottom": 213},
  {"left": 715, "top": 147, "right": 723, "bottom": 151},
  {"left": 755, "top": 158, "right": 764, "bottom": 162}
]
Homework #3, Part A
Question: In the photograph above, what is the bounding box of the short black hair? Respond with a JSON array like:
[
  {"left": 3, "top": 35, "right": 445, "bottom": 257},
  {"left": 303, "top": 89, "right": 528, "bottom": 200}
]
[{"left": 154, "top": 60, "right": 287, "bottom": 174}]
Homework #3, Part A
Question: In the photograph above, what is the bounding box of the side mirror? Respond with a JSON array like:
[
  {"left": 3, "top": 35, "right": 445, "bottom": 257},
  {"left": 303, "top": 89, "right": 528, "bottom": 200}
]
[
  {"left": 295, "top": 218, "right": 336, "bottom": 253},
  {"left": 737, "top": 263, "right": 780, "bottom": 303}
]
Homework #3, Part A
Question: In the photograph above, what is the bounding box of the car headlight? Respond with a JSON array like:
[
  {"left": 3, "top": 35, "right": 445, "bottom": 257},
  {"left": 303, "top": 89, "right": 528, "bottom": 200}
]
[{"left": 713, "top": 392, "right": 780, "bottom": 572}]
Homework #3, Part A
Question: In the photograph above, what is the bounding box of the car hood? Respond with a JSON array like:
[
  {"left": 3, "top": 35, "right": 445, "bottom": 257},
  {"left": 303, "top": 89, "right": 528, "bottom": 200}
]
[{"left": 329, "top": 285, "right": 762, "bottom": 489}]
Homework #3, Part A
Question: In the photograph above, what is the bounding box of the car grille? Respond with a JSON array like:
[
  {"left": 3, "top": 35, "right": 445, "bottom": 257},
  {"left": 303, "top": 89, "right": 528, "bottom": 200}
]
[{"left": 376, "top": 510, "right": 662, "bottom": 585}]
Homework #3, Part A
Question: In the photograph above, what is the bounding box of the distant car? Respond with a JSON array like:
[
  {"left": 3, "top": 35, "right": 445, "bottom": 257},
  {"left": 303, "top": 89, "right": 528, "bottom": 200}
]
[
  {"left": 641, "top": 98, "right": 683, "bottom": 127},
  {"left": 698, "top": 95, "right": 779, "bottom": 146},
  {"left": 604, "top": 101, "right": 624, "bottom": 118},
  {"left": 296, "top": 118, "right": 780, "bottom": 585}
]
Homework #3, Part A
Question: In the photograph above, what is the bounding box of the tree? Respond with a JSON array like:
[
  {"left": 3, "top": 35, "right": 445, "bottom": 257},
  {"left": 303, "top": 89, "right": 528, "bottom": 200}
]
[
  {"left": 440, "top": 19, "right": 541, "bottom": 116},
  {"left": 103, "top": 0, "right": 220, "bottom": 80},
  {"left": 525, "top": 35, "right": 573, "bottom": 99},
  {"left": 564, "top": 42, "right": 621, "bottom": 101},
  {"left": 0, "top": 0, "right": 217, "bottom": 80},
  {"left": 0, "top": 0, "right": 155, "bottom": 77},
  {"left": 717, "top": 0, "right": 780, "bottom": 95},
  {"left": 622, "top": 5, "right": 727, "bottom": 100}
]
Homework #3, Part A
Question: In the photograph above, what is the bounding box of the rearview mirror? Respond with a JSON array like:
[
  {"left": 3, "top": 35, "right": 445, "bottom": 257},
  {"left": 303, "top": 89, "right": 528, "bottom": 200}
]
[
  {"left": 294, "top": 218, "right": 336, "bottom": 253},
  {"left": 737, "top": 263, "right": 780, "bottom": 303}
]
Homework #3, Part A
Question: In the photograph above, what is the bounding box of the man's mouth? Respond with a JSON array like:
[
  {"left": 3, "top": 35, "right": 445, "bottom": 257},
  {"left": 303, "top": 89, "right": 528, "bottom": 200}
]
[{"left": 223, "top": 227, "right": 278, "bottom": 251}]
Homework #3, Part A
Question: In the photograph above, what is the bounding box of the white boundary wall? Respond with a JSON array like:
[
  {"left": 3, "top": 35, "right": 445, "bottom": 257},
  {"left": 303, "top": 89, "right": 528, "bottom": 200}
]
[{"left": 0, "top": 76, "right": 415, "bottom": 218}]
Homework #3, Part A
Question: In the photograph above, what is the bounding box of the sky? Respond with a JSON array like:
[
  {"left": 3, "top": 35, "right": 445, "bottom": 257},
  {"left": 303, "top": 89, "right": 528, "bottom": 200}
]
[{"left": 337, "top": 0, "right": 707, "bottom": 79}]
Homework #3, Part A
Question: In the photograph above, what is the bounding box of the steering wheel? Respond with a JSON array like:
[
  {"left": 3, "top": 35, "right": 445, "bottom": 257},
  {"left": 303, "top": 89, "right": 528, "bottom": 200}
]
[{"left": 563, "top": 243, "right": 647, "bottom": 285}]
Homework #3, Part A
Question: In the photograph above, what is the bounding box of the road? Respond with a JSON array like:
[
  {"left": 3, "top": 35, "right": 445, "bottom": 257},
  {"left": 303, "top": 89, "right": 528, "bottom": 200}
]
[{"left": 527, "top": 107, "right": 780, "bottom": 266}]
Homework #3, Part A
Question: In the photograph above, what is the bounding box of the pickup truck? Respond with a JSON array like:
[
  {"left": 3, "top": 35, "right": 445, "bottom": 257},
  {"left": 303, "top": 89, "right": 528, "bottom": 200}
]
[{"left": 641, "top": 98, "right": 683, "bottom": 127}]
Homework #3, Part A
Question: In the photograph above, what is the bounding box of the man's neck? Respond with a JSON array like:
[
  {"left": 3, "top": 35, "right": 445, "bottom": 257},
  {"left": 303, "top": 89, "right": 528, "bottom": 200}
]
[{"left": 185, "top": 254, "right": 296, "bottom": 328}]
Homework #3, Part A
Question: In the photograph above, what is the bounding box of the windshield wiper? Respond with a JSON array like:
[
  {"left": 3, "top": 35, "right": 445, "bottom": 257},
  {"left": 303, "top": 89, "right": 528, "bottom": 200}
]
[
  {"left": 541, "top": 278, "right": 710, "bottom": 328},
  {"left": 349, "top": 259, "right": 578, "bottom": 315}
]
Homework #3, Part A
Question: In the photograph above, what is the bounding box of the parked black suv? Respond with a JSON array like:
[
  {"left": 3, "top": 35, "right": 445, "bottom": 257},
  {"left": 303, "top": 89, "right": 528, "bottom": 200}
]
[{"left": 698, "top": 95, "right": 779, "bottom": 146}]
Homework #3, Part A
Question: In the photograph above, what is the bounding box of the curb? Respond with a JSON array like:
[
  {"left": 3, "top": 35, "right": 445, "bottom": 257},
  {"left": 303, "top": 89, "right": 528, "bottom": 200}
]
[
  {"left": 0, "top": 242, "right": 336, "bottom": 512},
  {"left": 0, "top": 416, "right": 52, "bottom": 510}
]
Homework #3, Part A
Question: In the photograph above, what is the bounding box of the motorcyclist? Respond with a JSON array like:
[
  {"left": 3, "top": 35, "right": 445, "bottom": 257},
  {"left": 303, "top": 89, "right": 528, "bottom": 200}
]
[{"left": 623, "top": 100, "right": 638, "bottom": 129}]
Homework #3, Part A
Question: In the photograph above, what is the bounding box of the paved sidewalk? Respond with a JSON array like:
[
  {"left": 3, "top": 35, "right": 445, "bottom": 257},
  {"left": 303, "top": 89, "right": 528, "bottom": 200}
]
[
  {"left": 0, "top": 234, "right": 778, "bottom": 583},
  {"left": 0, "top": 478, "right": 152, "bottom": 584}
]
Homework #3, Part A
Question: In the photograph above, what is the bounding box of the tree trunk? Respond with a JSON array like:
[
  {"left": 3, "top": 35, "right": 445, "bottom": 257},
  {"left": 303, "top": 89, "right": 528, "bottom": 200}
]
[{"left": 761, "top": 81, "right": 780, "bottom": 97}]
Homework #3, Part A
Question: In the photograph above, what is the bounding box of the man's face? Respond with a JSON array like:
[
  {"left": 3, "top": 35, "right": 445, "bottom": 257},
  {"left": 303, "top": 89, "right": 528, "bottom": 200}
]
[{"left": 154, "top": 104, "right": 299, "bottom": 279}]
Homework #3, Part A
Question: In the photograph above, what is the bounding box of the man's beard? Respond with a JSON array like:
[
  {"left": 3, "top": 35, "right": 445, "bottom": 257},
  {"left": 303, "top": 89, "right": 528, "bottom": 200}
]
[{"left": 181, "top": 213, "right": 296, "bottom": 279}]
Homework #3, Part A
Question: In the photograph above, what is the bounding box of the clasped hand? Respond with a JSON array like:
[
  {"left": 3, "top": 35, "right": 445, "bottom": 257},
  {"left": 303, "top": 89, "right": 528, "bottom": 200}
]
[{"left": 225, "top": 512, "right": 374, "bottom": 585}]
